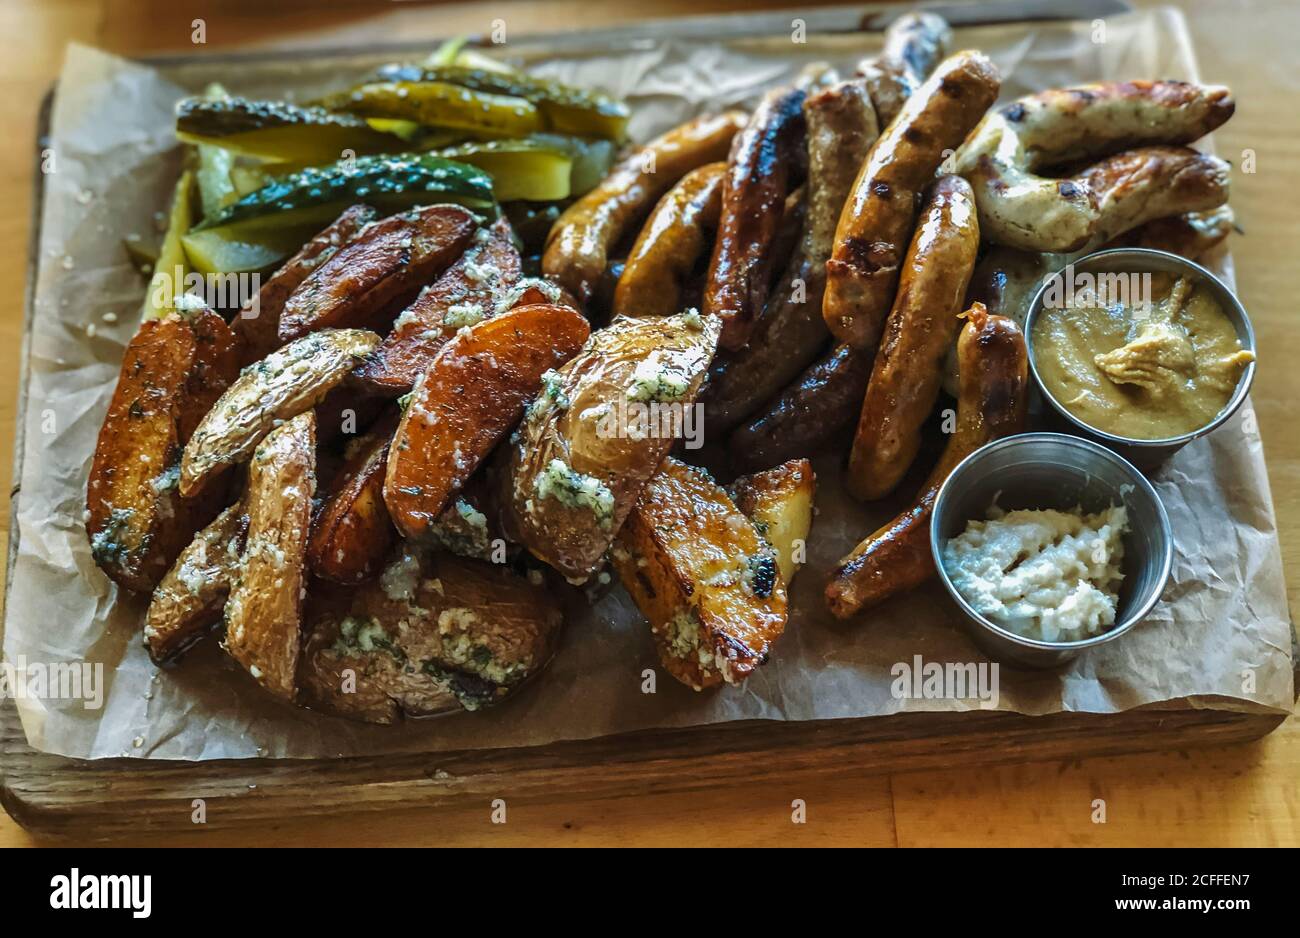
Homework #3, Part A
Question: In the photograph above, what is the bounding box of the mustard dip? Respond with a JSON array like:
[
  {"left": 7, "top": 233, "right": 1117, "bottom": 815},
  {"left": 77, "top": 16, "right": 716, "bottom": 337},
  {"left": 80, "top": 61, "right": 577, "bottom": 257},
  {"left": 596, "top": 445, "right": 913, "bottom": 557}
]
[{"left": 1032, "top": 272, "right": 1254, "bottom": 440}]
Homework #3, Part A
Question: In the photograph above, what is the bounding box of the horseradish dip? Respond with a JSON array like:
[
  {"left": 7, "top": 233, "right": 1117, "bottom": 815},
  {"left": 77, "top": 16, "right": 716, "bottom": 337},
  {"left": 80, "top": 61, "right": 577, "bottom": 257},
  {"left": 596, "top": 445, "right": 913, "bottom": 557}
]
[{"left": 941, "top": 504, "right": 1129, "bottom": 643}]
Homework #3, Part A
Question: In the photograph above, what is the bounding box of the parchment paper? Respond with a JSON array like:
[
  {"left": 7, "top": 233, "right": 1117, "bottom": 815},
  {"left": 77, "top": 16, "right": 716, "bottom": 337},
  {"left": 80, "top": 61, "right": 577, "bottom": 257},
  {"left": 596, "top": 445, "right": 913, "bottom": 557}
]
[{"left": 4, "top": 7, "right": 1292, "bottom": 761}]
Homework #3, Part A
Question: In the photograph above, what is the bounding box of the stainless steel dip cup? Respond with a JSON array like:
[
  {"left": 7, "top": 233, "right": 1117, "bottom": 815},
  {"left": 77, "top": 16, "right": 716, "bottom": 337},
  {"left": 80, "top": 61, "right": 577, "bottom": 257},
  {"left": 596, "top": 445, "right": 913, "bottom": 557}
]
[
  {"left": 930, "top": 432, "right": 1173, "bottom": 669},
  {"left": 1023, "top": 248, "right": 1256, "bottom": 471}
]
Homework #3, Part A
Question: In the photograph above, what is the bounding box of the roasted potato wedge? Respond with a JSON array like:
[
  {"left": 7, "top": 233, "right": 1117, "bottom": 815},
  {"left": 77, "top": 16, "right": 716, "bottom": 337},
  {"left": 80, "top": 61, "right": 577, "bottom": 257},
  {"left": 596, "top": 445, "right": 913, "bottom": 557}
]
[
  {"left": 425, "top": 490, "right": 507, "bottom": 562},
  {"left": 351, "top": 217, "right": 523, "bottom": 395},
  {"left": 143, "top": 502, "right": 248, "bottom": 665},
  {"left": 297, "top": 546, "right": 564, "bottom": 723},
  {"left": 231, "top": 204, "right": 377, "bottom": 364},
  {"left": 223, "top": 411, "right": 316, "bottom": 700},
  {"left": 729, "top": 458, "right": 816, "bottom": 586},
  {"left": 384, "top": 303, "right": 591, "bottom": 539},
  {"left": 87, "top": 308, "right": 241, "bottom": 592},
  {"left": 278, "top": 204, "right": 478, "bottom": 343},
  {"left": 313, "top": 385, "right": 388, "bottom": 450},
  {"left": 611, "top": 457, "right": 788, "bottom": 690},
  {"left": 307, "top": 413, "right": 399, "bottom": 584},
  {"left": 505, "top": 311, "right": 721, "bottom": 581},
  {"left": 180, "top": 328, "right": 379, "bottom": 496}
]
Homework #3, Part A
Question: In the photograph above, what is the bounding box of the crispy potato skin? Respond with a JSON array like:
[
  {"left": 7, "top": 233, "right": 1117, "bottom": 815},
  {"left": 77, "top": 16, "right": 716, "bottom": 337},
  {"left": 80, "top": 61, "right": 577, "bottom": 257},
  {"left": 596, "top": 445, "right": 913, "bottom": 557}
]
[
  {"left": 542, "top": 111, "right": 747, "bottom": 304},
  {"left": 824, "top": 51, "right": 999, "bottom": 350},
  {"left": 848, "top": 175, "right": 980, "bottom": 501},
  {"left": 384, "top": 303, "right": 591, "bottom": 539},
  {"left": 351, "top": 217, "right": 523, "bottom": 395},
  {"left": 224, "top": 411, "right": 316, "bottom": 700},
  {"left": 278, "top": 204, "right": 477, "bottom": 343},
  {"left": 308, "top": 413, "right": 399, "bottom": 584},
  {"left": 953, "top": 80, "right": 1234, "bottom": 252},
  {"left": 297, "top": 548, "right": 564, "bottom": 723},
  {"left": 87, "top": 310, "right": 241, "bottom": 592},
  {"left": 143, "top": 502, "right": 248, "bottom": 665},
  {"left": 826, "top": 306, "right": 1028, "bottom": 619},
  {"left": 180, "top": 328, "right": 379, "bottom": 496},
  {"left": 611, "top": 458, "right": 788, "bottom": 690},
  {"left": 232, "top": 204, "right": 376, "bottom": 364},
  {"left": 730, "top": 458, "right": 816, "bottom": 586},
  {"left": 505, "top": 312, "right": 721, "bottom": 581},
  {"left": 728, "top": 342, "right": 872, "bottom": 474},
  {"left": 612, "top": 162, "right": 725, "bottom": 318},
  {"left": 705, "top": 85, "right": 810, "bottom": 350},
  {"left": 704, "top": 77, "right": 879, "bottom": 432}
]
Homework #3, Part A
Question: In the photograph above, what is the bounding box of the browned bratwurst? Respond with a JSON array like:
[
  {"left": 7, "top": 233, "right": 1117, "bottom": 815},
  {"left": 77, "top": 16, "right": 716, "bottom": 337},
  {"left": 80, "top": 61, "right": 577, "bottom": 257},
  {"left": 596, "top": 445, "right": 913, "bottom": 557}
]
[
  {"left": 543, "top": 111, "right": 747, "bottom": 305},
  {"left": 825, "top": 304, "right": 1027, "bottom": 620},
  {"left": 857, "top": 11, "right": 953, "bottom": 125},
  {"left": 823, "top": 51, "right": 999, "bottom": 350},
  {"left": 705, "top": 82, "right": 813, "bottom": 350},
  {"left": 1105, "top": 205, "right": 1235, "bottom": 257},
  {"left": 847, "top": 175, "right": 979, "bottom": 501},
  {"left": 612, "top": 162, "right": 725, "bottom": 318},
  {"left": 704, "top": 77, "right": 880, "bottom": 432},
  {"left": 729, "top": 343, "right": 873, "bottom": 474}
]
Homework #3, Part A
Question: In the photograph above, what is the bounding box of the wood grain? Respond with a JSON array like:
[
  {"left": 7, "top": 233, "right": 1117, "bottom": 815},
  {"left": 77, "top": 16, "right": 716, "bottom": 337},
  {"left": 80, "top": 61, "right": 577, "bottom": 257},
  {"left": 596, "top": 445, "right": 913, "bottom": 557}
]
[{"left": 0, "top": 0, "right": 1295, "bottom": 847}]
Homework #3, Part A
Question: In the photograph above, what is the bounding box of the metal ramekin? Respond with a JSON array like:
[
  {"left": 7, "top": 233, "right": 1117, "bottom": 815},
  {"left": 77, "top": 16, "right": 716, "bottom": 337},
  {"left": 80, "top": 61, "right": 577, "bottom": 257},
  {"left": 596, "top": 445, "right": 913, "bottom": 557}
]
[
  {"left": 929, "top": 432, "right": 1173, "bottom": 669},
  {"left": 1024, "top": 248, "right": 1257, "bottom": 471}
]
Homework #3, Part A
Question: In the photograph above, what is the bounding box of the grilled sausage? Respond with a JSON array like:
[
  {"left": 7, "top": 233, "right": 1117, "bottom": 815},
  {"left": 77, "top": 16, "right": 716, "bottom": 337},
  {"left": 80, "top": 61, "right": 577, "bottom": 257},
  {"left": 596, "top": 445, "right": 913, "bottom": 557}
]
[
  {"left": 856, "top": 11, "right": 953, "bottom": 125},
  {"left": 954, "top": 80, "right": 1234, "bottom": 252},
  {"left": 848, "top": 175, "right": 979, "bottom": 501},
  {"left": 824, "top": 51, "right": 1000, "bottom": 350},
  {"left": 729, "top": 343, "right": 872, "bottom": 474},
  {"left": 705, "top": 82, "right": 813, "bottom": 350},
  {"left": 704, "top": 78, "right": 879, "bottom": 432},
  {"left": 1105, "top": 205, "right": 1235, "bottom": 257},
  {"left": 1069, "top": 146, "right": 1230, "bottom": 251},
  {"left": 543, "top": 111, "right": 747, "bottom": 305},
  {"left": 825, "top": 304, "right": 1028, "bottom": 619},
  {"left": 612, "top": 162, "right": 725, "bottom": 318}
]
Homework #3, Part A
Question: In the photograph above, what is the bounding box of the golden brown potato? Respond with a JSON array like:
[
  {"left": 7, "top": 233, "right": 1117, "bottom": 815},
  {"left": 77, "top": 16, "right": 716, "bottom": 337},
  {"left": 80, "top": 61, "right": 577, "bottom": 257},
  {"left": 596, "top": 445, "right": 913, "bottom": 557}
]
[
  {"left": 423, "top": 487, "right": 507, "bottom": 562},
  {"left": 729, "top": 458, "right": 816, "bottom": 586},
  {"left": 383, "top": 303, "right": 591, "bottom": 540},
  {"left": 297, "top": 547, "right": 565, "bottom": 723},
  {"left": 86, "top": 308, "right": 241, "bottom": 592},
  {"left": 350, "top": 217, "right": 523, "bottom": 395},
  {"left": 223, "top": 411, "right": 316, "bottom": 700},
  {"left": 143, "top": 502, "right": 248, "bottom": 665},
  {"left": 278, "top": 204, "right": 477, "bottom": 343},
  {"left": 231, "top": 204, "right": 377, "bottom": 364},
  {"left": 307, "top": 413, "right": 399, "bottom": 584},
  {"left": 504, "top": 311, "right": 721, "bottom": 581},
  {"left": 611, "top": 457, "right": 788, "bottom": 691},
  {"left": 180, "top": 328, "right": 379, "bottom": 496}
]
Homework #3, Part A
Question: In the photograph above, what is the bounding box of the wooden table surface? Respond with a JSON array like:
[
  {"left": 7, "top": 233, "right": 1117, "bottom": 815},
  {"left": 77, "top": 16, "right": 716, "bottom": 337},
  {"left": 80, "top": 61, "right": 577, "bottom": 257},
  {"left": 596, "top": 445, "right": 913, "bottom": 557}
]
[{"left": 0, "top": 0, "right": 1295, "bottom": 847}]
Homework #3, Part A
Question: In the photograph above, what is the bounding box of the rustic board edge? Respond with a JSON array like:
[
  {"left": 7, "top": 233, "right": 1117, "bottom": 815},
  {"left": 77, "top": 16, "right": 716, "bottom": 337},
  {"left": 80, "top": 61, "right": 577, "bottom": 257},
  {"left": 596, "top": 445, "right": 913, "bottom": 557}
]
[{"left": 1, "top": 700, "right": 1285, "bottom": 839}]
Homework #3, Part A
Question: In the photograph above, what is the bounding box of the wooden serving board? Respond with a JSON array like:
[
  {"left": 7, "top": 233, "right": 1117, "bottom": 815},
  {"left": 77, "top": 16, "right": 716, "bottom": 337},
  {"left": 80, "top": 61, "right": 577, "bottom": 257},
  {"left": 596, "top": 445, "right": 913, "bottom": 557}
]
[
  {"left": 2, "top": 2, "right": 1292, "bottom": 840},
  {"left": 1, "top": 695, "right": 1286, "bottom": 838}
]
